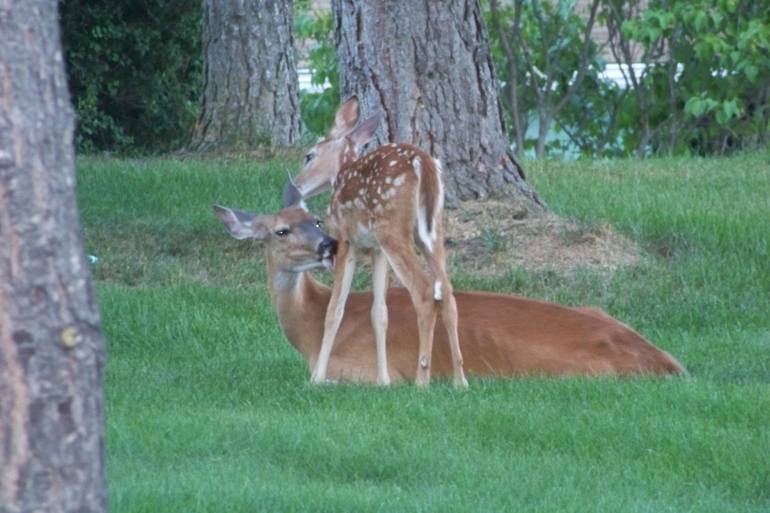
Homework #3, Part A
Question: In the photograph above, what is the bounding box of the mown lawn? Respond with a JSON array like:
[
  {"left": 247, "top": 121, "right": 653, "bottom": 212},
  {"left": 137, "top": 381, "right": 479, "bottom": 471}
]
[{"left": 78, "top": 153, "right": 770, "bottom": 513}]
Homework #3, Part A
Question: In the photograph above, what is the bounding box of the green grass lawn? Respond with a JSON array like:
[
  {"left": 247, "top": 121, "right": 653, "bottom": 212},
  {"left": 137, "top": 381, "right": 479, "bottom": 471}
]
[{"left": 78, "top": 153, "right": 770, "bottom": 512}]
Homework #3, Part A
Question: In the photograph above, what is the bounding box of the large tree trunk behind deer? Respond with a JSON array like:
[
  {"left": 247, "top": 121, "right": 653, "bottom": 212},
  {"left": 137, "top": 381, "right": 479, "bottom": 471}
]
[
  {"left": 0, "top": 1, "right": 107, "bottom": 511},
  {"left": 189, "top": 0, "right": 301, "bottom": 151},
  {"left": 332, "top": 0, "right": 544, "bottom": 210}
]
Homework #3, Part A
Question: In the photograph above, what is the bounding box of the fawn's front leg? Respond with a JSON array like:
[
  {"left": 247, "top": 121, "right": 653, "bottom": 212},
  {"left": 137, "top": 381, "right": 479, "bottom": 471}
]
[{"left": 311, "top": 240, "right": 356, "bottom": 384}]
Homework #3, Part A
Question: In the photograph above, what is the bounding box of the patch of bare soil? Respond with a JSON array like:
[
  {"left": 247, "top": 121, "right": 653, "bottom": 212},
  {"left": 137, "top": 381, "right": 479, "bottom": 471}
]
[{"left": 444, "top": 200, "right": 643, "bottom": 278}]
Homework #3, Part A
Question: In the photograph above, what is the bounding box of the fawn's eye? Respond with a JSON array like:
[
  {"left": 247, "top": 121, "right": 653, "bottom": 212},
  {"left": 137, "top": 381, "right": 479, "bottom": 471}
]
[
  {"left": 304, "top": 152, "right": 315, "bottom": 164},
  {"left": 315, "top": 219, "right": 323, "bottom": 228},
  {"left": 275, "top": 228, "right": 290, "bottom": 237}
]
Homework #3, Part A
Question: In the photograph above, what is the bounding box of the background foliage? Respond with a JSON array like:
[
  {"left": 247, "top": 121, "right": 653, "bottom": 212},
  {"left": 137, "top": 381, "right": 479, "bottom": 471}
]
[
  {"left": 60, "top": 0, "right": 768, "bottom": 157},
  {"left": 484, "top": 0, "right": 770, "bottom": 157},
  {"left": 294, "top": 0, "right": 340, "bottom": 139},
  {"left": 60, "top": 0, "right": 202, "bottom": 153}
]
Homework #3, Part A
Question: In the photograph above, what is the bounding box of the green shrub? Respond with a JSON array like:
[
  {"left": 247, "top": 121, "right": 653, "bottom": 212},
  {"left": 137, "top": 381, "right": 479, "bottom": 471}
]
[
  {"left": 663, "top": 0, "right": 770, "bottom": 154},
  {"left": 60, "top": 0, "right": 202, "bottom": 154},
  {"left": 294, "top": 1, "right": 339, "bottom": 139},
  {"left": 483, "top": 0, "right": 770, "bottom": 158}
]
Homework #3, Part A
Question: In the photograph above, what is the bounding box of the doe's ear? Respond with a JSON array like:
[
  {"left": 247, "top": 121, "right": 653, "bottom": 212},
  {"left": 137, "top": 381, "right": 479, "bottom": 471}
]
[
  {"left": 212, "top": 205, "right": 270, "bottom": 241},
  {"left": 349, "top": 112, "right": 382, "bottom": 153},
  {"left": 283, "top": 179, "right": 308, "bottom": 210},
  {"left": 328, "top": 96, "right": 360, "bottom": 139}
]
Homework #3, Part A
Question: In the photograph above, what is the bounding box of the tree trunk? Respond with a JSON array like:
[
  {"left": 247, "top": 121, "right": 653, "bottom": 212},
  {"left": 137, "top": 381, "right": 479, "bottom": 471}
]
[
  {"left": 189, "top": 0, "right": 301, "bottom": 151},
  {"left": 0, "top": 2, "right": 107, "bottom": 512},
  {"left": 332, "top": 0, "right": 544, "bottom": 210}
]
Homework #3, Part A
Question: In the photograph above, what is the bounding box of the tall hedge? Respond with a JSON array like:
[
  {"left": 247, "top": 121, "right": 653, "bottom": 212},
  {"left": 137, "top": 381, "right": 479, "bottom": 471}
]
[{"left": 60, "top": 0, "right": 202, "bottom": 153}]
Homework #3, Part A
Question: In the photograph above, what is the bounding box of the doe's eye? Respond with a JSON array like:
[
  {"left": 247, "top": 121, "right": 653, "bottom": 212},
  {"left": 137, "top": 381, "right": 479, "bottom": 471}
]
[
  {"left": 315, "top": 219, "right": 323, "bottom": 228},
  {"left": 275, "top": 228, "right": 290, "bottom": 237},
  {"left": 304, "top": 152, "right": 315, "bottom": 164}
]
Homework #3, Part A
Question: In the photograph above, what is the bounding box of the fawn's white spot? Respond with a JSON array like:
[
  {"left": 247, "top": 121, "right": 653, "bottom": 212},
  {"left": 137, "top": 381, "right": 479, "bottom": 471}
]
[
  {"left": 412, "top": 156, "right": 422, "bottom": 179},
  {"left": 434, "top": 281, "right": 443, "bottom": 301}
]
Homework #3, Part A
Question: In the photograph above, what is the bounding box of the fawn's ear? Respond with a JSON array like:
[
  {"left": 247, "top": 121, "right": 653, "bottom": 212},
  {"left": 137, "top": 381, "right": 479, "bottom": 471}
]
[
  {"left": 349, "top": 112, "right": 381, "bottom": 153},
  {"left": 213, "top": 205, "right": 271, "bottom": 241},
  {"left": 328, "top": 96, "right": 360, "bottom": 139}
]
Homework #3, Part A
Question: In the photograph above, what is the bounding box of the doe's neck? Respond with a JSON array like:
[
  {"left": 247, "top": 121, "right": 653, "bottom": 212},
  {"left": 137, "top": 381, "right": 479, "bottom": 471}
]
[{"left": 265, "top": 251, "right": 328, "bottom": 363}]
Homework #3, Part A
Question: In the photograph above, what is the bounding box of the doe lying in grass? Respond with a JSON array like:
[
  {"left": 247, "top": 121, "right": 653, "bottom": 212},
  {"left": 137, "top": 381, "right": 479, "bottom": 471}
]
[{"left": 214, "top": 204, "right": 686, "bottom": 382}]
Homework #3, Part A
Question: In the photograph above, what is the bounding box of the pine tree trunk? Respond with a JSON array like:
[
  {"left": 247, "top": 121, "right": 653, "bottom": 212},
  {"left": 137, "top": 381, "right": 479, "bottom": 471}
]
[
  {"left": 0, "top": 1, "right": 107, "bottom": 512},
  {"left": 189, "top": 0, "right": 301, "bottom": 151},
  {"left": 332, "top": 0, "right": 544, "bottom": 210}
]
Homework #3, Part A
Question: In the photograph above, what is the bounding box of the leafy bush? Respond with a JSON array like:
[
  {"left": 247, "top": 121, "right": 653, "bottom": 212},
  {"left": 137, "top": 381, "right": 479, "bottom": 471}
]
[
  {"left": 487, "top": 0, "right": 610, "bottom": 157},
  {"left": 484, "top": 0, "right": 770, "bottom": 157},
  {"left": 294, "top": 1, "right": 339, "bottom": 139},
  {"left": 660, "top": 0, "right": 770, "bottom": 154},
  {"left": 60, "top": 0, "right": 202, "bottom": 154}
]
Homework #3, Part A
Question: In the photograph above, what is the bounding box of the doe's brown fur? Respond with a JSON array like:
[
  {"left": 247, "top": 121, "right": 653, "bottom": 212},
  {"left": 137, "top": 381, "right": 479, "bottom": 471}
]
[
  {"left": 278, "top": 272, "right": 686, "bottom": 381},
  {"left": 214, "top": 205, "right": 686, "bottom": 383}
]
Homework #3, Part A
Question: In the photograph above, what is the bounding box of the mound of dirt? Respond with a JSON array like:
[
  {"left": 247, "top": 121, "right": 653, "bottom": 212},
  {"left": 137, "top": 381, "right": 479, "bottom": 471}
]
[{"left": 444, "top": 200, "right": 643, "bottom": 278}]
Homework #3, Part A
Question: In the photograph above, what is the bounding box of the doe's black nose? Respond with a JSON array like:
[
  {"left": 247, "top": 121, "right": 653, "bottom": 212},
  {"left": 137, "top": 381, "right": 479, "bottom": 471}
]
[{"left": 318, "top": 237, "right": 338, "bottom": 256}]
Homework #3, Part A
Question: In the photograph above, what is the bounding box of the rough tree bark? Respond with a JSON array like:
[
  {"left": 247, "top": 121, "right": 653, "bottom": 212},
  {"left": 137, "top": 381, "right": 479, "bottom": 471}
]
[
  {"left": 332, "top": 0, "right": 544, "bottom": 210},
  {"left": 189, "top": 0, "right": 301, "bottom": 151},
  {"left": 0, "top": 1, "right": 107, "bottom": 512}
]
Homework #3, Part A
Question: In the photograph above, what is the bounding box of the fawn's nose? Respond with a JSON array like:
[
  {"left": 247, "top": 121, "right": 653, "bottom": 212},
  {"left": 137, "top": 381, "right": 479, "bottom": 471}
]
[{"left": 318, "top": 237, "right": 338, "bottom": 257}]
